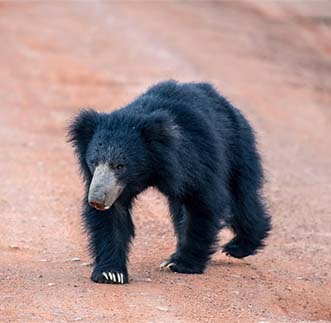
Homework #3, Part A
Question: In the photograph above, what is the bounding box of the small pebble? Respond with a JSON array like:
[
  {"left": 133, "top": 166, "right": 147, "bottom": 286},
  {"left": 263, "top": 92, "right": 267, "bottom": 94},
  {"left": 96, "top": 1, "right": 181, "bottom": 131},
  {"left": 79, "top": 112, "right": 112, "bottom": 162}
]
[
  {"left": 9, "top": 245, "right": 20, "bottom": 250},
  {"left": 47, "top": 283, "right": 56, "bottom": 286}
]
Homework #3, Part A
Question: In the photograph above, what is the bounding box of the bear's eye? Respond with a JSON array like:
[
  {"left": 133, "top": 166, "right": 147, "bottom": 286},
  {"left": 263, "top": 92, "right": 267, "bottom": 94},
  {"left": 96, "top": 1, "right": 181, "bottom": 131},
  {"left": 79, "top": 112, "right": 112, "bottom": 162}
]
[{"left": 115, "top": 164, "right": 125, "bottom": 170}]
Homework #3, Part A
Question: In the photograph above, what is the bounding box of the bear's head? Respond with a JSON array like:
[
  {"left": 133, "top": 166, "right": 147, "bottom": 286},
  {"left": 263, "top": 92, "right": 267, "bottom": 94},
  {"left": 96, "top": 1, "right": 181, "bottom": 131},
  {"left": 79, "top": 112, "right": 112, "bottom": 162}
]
[{"left": 68, "top": 108, "right": 179, "bottom": 211}]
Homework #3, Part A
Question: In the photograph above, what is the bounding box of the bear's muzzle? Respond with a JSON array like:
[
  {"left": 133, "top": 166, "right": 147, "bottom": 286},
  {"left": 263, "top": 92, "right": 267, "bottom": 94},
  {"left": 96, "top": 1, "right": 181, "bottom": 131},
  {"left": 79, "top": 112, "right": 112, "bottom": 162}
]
[{"left": 88, "top": 164, "right": 123, "bottom": 211}]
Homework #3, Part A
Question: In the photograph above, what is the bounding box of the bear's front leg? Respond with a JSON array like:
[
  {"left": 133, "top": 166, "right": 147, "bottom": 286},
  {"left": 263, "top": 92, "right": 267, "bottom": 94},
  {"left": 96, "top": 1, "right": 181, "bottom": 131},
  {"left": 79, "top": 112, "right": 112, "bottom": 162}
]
[
  {"left": 163, "top": 194, "right": 226, "bottom": 274},
  {"left": 82, "top": 201, "right": 135, "bottom": 284}
]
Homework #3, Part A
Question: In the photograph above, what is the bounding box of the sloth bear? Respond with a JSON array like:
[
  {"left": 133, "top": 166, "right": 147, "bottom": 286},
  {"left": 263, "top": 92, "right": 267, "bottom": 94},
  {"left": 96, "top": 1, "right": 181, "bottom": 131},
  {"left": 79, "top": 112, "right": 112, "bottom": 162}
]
[{"left": 68, "top": 80, "right": 271, "bottom": 284}]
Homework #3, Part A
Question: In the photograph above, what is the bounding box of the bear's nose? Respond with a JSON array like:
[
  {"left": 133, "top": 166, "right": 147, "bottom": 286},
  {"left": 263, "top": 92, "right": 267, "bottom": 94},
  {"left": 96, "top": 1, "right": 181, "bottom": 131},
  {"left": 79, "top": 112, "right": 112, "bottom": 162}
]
[{"left": 88, "top": 192, "right": 109, "bottom": 211}]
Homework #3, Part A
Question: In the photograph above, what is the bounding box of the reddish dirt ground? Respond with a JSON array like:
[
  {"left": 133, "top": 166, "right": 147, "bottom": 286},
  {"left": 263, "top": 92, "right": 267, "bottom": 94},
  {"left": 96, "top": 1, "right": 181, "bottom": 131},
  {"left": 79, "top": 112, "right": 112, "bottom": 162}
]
[{"left": 0, "top": 2, "right": 330, "bottom": 322}]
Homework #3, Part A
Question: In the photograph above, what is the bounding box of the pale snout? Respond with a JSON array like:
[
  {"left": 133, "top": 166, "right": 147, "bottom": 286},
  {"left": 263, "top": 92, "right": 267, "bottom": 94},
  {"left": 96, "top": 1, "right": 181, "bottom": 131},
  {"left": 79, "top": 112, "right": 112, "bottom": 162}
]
[{"left": 88, "top": 164, "right": 123, "bottom": 211}]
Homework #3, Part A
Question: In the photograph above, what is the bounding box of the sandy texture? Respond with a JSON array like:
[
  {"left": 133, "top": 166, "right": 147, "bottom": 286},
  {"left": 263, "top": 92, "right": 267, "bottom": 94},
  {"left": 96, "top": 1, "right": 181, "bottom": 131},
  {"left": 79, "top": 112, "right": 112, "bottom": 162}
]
[{"left": 0, "top": 1, "right": 330, "bottom": 322}]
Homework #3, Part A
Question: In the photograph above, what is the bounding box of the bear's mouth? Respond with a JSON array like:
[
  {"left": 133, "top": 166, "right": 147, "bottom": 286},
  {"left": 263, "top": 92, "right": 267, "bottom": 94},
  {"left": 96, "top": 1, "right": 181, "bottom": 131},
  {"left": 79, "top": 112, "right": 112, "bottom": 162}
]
[{"left": 89, "top": 201, "right": 111, "bottom": 211}]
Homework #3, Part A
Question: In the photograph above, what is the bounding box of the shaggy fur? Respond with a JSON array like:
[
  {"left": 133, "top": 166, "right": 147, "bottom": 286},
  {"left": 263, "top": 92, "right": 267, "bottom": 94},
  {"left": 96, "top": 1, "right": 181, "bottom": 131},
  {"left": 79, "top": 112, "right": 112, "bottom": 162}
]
[{"left": 68, "top": 80, "right": 271, "bottom": 284}]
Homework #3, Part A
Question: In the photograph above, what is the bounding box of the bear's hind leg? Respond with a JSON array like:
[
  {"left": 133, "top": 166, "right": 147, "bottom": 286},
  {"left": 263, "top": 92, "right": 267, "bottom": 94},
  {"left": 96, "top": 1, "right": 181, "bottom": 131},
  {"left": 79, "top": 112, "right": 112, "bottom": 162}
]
[
  {"left": 223, "top": 119, "right": 271, "bottom": 259},
  {"left": 223, "top": 189, "right": 271, "bottom": 259}
]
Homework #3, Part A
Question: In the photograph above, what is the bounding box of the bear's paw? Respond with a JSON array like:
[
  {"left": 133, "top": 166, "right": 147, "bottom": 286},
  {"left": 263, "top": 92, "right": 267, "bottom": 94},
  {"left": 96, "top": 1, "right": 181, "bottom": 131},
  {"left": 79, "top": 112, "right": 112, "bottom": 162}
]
[
  {"left": 91, "top": 270, "right": 128, "bottom": 284},
  {"left": 160, "top": 257, "right": 203, "bottom": 274}
]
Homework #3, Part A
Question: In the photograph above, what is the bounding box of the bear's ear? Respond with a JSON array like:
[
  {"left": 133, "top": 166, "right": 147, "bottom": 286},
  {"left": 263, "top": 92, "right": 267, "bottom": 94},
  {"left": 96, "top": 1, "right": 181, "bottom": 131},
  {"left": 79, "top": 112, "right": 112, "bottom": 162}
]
[
  {"left": 140, "top": 111, "right": 180, "bottom": 147},
  {"left": 67, "top": 108, "right": 99, "bottom": 156}
]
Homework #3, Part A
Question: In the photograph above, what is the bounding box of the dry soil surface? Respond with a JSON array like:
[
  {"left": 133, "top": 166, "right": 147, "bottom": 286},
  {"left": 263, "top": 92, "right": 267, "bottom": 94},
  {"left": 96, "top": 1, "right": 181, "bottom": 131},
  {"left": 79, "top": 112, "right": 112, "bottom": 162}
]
[{"left": 0, "top": 2, "right": 330, "bottom": 323}]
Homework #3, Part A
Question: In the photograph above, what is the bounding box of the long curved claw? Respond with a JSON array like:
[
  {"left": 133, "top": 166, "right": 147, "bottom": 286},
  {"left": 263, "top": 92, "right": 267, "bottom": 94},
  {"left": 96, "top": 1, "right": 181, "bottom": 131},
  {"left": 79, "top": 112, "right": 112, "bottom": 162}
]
[
  {"left": 160, "top": 259, "right": 176, "bottom": 270},
  {"left": 99, "top": 271, "right": 126, "bottom": 284}
]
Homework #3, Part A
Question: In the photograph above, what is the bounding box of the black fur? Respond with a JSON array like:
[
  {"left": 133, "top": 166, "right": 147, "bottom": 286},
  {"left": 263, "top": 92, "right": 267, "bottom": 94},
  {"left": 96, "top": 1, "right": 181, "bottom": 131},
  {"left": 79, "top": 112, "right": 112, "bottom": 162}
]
[{"left": 68, "top": 80, "right": 271, "bottom": 283}]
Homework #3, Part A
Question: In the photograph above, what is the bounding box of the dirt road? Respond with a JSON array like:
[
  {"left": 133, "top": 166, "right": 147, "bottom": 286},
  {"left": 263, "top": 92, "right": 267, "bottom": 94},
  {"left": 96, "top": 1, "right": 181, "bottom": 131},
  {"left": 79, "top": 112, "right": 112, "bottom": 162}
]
[{"left": 0, "top": 2, "right": 330, "bottom": 322}]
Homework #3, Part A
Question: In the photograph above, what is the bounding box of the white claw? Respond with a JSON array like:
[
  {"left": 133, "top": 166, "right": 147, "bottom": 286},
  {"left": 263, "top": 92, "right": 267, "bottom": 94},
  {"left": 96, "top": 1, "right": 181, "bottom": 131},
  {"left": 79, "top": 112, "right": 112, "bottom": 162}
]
[
  {"left": 160, "top": 260, "right": 169, "bottom": 268},
  {"left": 120, "top": 273, "right": 124, "bottom": 284},
  {"left": 112, "top": 273, "right": 116, "bottom": 282},
  {"left": 117, "top": 273, "right": 121, "bottom": 283},
  {"left": 102, "top": 272, "right": 109, "bottom": 280},
  {"left": 166, "top": 262, "right": 175, "bottom": 268},
  {"left": 108, "top": 272, "right": 113, "bottom": 281}
]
